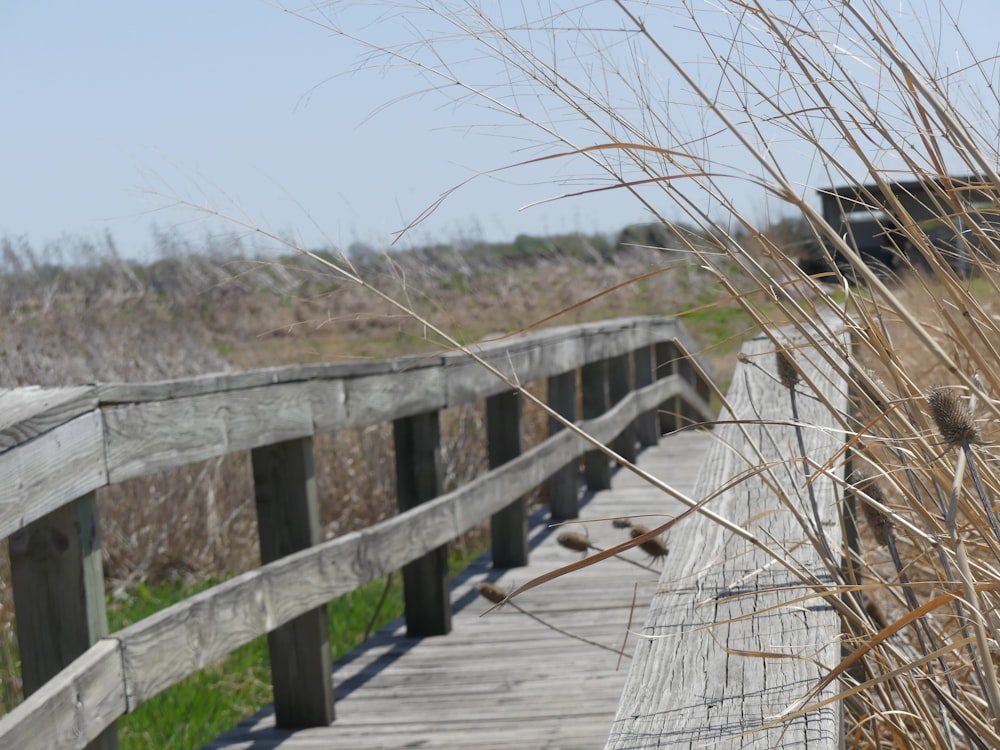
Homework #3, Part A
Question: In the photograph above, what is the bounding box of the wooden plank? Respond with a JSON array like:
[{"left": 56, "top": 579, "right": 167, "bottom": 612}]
[
  {"left": 305, "top": 379, "right": 348, "bottom": 433},
  {"left": 608, "top": 352, "right": 637, "bottom": 463},
  {"left": 0, "top": 639, "right": 126, "bottom": 750},
  {"left": 103, "top": 383, "right": 315, "bottom": 483},
  {"left": 655, "top": 340, "right": 680, "bottom": 434},
  {"left": 9, "top": 491, "right": 117, "bottom": 749},
  {"left": 95, "top": 360, "right": 393, "bottom": 404},
  {"left": 443, "top": 333, "right": 583, "bottom": 405},
  {"left": 95, "top": 316, "right": 683, "bottom": 412},
  {"left": 394, "top": 411, "right": 451, "bottom": 638},
  {"left": 114, "top": 375, "right": 691, "bottom": 708},
  {"left": 546, "top": 370, "right": 579, "bottom": 520},
  {"left": 633, "top": 345, "right": 658, "bottom": 447},
  {"left": 96, "top": 318, "right": 659, "bottom": 407},
  {"left": 486, "top": 391, "right": 527, "bottom": 568},
  {"left": 344, "top": 365, "right": 446, "bottom": 427},
  {"left": 582, "top": 359, "right": 612, "bottom": 490},
  {"left": 0, "top": 385, "right": 98, "bottom": 451},
  {"left": 252, "top": 437, "right": 334, "bottom": 727},
  {"left": 606, "top": 329, "right": 847, "bottom": 749},
  {"left": 0, "top": 410, "right": 107, "bottom": 545}
]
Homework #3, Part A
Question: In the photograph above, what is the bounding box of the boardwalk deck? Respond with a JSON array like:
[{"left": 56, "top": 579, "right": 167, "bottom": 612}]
[{"left": 206, "top": 430, "right": 713, "bottom": 750}]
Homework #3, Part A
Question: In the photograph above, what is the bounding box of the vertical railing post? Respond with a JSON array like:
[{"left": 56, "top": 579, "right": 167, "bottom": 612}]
[
  {"left": 252, "top": 437, "right": 335, "bottom": 728},
  {"left": 677, "top": 354, "right": 705, "bottom": 427},
  {"left": 547, "top": 370, "right": 580, "bottom": 520},
  {"left": 655, "top": 340, "right": 680, "bottom": 434},
  {"left": 693, "top": 356, "right": 712, "bottom": 419},
  {"left": 394, "top": 411, "right": 451, "bottom": 637},
  {"left": 9, "top": 491, "right": 118, "bottom": 750},
  {"left": 634, "top": 344, "right": 659, "bottom": 447},
  {"left": 487, "top": 391, "right": 528, "bottom": 568},
  {"left": 581, "top": 359, "right": 612, "bottom": 491},
  {"left": 608, "top": 352, "right": 637, "bottom": 464}
]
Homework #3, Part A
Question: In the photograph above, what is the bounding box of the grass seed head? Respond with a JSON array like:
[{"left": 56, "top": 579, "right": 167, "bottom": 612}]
[
  {"left": 557, "top": 531, "right": 592, "bottom": 552},
  {"left": 927, "top": 384, "right": 980, "bottom": 447},
  {"left": 776, "top": 349, "right": 800, "bottom": 389},
  {"left": 630, "top": 526, "right": 668, "bottom": 559},
  {"left": 477, "top": 582, "right": 508, "bottom": 605}
]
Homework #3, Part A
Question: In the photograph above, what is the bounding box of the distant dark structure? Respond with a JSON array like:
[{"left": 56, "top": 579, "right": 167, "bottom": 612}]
[{"left": 817, "top": 175, "right": 1000, "bottom": 275}]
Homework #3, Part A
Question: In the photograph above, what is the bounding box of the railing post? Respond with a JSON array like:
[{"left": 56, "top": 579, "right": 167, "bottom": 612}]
[
  {"left": 487, "top": 391, "right": 527, "bottom": 568},
  {"left": 655, "top": 340, "right": 680, "bottom": 434},
  {"left": 547, "top": 370, "right": 580, "bottom": 520},
  {"left": 394, "top": 411, "right": 451, "bottom": 637},
  {"left": 9, "top": 491, "right": 118, "bottom": 750},
  {"left": 608, "top": 352, "right": 637, "bottom": 464},
  {"left": 677, "top": 355, "right": 707, "bottom": 427},
  {"left": 581, "top": 359, "right": 612, "bottom": 491},
  {"left": 634, "top": 344, "right": 659, "bottom": 447},
  {"left": 252, "top": 436, "right": 335, "bottom": 728}
]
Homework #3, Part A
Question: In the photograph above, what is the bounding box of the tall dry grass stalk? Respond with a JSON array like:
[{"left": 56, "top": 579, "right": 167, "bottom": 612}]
[{"left": 266, "top": 1, "right": 1000, "bottom": 746}]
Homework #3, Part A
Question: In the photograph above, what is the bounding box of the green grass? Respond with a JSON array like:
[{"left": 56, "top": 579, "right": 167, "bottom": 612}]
[
  {"left": 112, "top": 576, "right": 403, "bottom": 749},
  {"left": 112, "top": 545, "right": 485, "bottom": 749}
]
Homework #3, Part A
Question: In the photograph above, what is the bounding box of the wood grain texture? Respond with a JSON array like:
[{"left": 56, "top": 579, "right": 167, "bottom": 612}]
[
  {"left": 95, "top": 360, "right": 392, "bottom": 404},
  {"left": 582, "top": 359, "right": 612, "bottom": 490},
  {"left": 10, "top": 492, "right": 110, "bottom": 697},
  {"left": 606, "top": 327, "right": 849, "bottom": 750},
  {"left": 633, "top": 345, "right": 659, "bottom": 447},
  {"left": 394, "top": 411, "right": 451, "bottom": 638},
  {"left": 0, "top": 410, "right": 107, "bottom": 539},
  {"left": 252, "top": 437, "right": 334, "bottom": 728},
  {"left": 486, "top": 390, "right": 527, "bottom": 568},
  {"left": 609, "top": 352, "right": 637, "bottom": 463},
  {"left": 0, "top": 386, "right": 98, "bottom": 451},
  {"left": 546, "top": 370, "right": 580, "bottom": 520},
  {"left": 0, "top": 638, "right": 125, "bottom": 750},
  {"left": 103, "top": 383, "right": 316, "bottom": 483}
]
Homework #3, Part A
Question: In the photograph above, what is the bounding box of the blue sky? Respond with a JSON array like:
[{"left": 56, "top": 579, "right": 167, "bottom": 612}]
[{"left": 3, "top": 2, "right": 999, "bottom": 261}]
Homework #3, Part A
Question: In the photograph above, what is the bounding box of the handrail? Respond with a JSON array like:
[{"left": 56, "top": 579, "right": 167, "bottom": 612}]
[
  {"left": 0, "top": 315, "right": 714, "bottom": 749},
  {"left": 605, "top": 317, "right": 850, "bottom": 749}
]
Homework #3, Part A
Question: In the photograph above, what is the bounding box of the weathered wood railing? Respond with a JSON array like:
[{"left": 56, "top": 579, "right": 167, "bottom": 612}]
[
  {"left": 0, "top": 316, "right": 714, "bottom": 750},
  {"left": 606, "top": 318, "right": 851, "bottom": 749}
]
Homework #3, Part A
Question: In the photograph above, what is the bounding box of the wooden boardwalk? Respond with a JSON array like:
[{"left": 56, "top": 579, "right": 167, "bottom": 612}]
[{"left": 207, "top": 430, "right": 713, "bottom": 750}]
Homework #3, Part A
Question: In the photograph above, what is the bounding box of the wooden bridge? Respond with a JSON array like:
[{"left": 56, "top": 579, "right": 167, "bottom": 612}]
[{"left": 0, "top": 315, "right": 850, "bottom": 749}]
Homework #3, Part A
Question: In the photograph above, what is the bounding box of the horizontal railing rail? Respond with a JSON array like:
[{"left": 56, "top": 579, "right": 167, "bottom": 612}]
[
  {"left": 606, "top": 316, "right": 851, "bottom": 749},
  {"left": 0, "top": 315, "right": 714, "bottom": 750}
]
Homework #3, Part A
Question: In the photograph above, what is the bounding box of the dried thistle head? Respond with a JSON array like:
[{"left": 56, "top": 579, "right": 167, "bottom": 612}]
[
  {"left": 854, "top": 475, "right": 892, "bottom": 548},
  {"left": 557, "top": 531, "right": 591, "bottom": 553},
  {"left": 927, "top": 384, "right": 980, "bottom": 447},
  {"left": 776, "top": 349, "right": 800, "bottom": 389},
  {"left": 630, "top": 526, "right": 668, "bottom": 559},
  {"left": 477, "top": 582, "right": 508, "bottom": 605}
]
